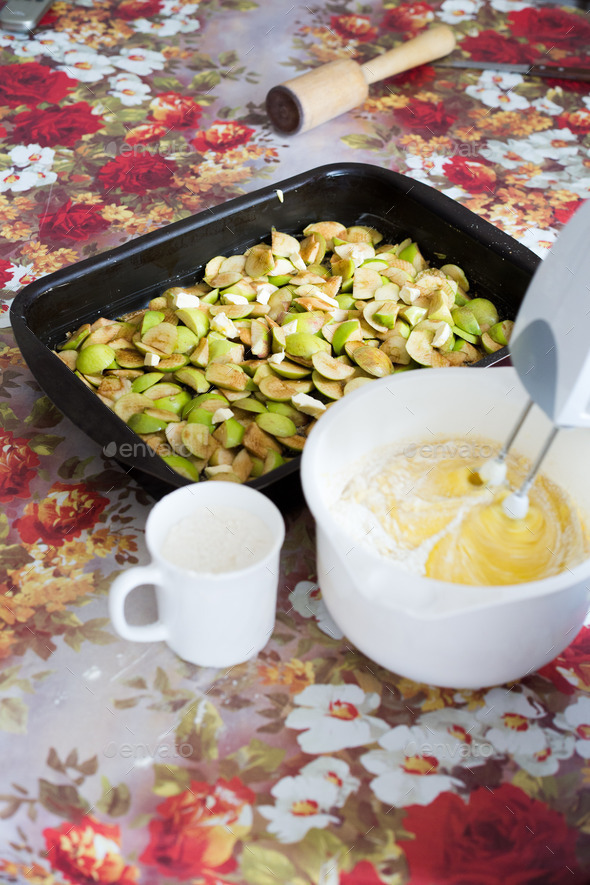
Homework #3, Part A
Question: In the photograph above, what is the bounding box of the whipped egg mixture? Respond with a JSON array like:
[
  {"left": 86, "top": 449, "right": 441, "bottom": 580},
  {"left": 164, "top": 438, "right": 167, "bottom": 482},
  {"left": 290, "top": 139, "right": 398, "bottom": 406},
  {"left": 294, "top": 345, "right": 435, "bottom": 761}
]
[{"left": 333, "top": 438, "right": 589, "bottom": 586}]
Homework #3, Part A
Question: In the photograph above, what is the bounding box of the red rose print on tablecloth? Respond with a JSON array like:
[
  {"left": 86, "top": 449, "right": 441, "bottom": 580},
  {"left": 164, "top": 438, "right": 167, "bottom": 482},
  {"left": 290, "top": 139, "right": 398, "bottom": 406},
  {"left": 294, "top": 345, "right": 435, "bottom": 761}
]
[
  {"left": 329, "top": 14, "right": 378, "bottom": 42},
  {"left": 38, "top": 200, "right": 109, "bottom": 243},
  {"left": 149, "top": 93, "right": 203, "bottom": 128},
  {"left": 15, "top": 481, "right": 109, "bottom": 547},
  {"left": 10, "top": 102, "right": 104, "bottom": 148},
  {"left": 443, "top": 155, "right": 496, "bottom": 194},
  {"left": 382, "top": 3, "right": 435, "bottom": 32},
  {"left": 115, "top": 0, "right": 163, "bottom": 20},
  {"left": 44, "top": 816, "right": 138, "bottom": 885},
  {"left": 140, "top": 777, "right": 255, "bottom": 879},
  {"left": 553, "top": 199, "right": 583, "bottom": 226},
  {"left": 191, "top": 121, "right": 255, "bottom": 153},
  {"left": 538, "top": 624, "right": 590, "bottom": 693},
  {"left": 557, "top": 110, "right": 590, "bottom": 134},
  {"left": 508, "top": 7, "right": 590, "bottom": 43},
  {"left": 394, "top": 99, "right": 456, "bottom": 136},
  {"left": 0, "top": 260, "right": 14, "bottom": 290},
  {"left": 0, "top": 430, "right": 40, "bottom": 503},
  {"left": 460, "top": 30, "right": 534, "bottom": 65},
  {"left": 125, "top": 123, "right": 168, "bottom": 145},
  {"left": 402, "top": 784, "right": 580, "bottom": 884},
  {"left": 390, "top": 64, "right": 436, "bottom": 90},
  {"left": 98, "top": 154, "right": 177, "bottom": 194},
  {"left": 0, "top": 62, "right": 75, "bottom": 108}
]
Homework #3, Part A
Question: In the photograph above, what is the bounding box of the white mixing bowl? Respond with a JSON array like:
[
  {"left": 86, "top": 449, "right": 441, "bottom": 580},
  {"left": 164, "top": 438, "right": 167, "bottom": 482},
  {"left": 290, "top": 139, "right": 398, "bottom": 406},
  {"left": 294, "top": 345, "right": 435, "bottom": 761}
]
[{"left": 301, "top": 366, "right": 590, "bottom": 688}]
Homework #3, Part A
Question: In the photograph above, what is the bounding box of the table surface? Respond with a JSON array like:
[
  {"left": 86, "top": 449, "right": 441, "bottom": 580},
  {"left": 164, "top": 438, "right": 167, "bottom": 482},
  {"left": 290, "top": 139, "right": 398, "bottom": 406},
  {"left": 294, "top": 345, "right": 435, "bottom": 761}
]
[{"left": 2, "top": 1, "right": 590, "bottom": 882}]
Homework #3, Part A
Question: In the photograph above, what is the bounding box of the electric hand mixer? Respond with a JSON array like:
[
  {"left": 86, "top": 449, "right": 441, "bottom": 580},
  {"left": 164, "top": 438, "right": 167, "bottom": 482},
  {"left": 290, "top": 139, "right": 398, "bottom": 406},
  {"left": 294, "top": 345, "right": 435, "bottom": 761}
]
[{"left": 479, "top": 198, "right": 590, "bottom": 518}]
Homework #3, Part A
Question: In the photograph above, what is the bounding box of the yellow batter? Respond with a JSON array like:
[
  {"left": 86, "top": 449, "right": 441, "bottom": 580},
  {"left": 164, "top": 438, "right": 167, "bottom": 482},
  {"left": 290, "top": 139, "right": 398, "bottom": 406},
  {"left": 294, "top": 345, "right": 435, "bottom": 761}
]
[{"left": 337, "top": 438, "right": 589, "bottom": 586}]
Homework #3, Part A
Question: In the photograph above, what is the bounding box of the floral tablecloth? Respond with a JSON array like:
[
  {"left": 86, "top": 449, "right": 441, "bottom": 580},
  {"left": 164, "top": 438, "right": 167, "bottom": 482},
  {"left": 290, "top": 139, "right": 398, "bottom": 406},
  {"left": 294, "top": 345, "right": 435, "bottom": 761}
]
[{"left": 1, "top": 0, "right": 590, "bottom": 882}]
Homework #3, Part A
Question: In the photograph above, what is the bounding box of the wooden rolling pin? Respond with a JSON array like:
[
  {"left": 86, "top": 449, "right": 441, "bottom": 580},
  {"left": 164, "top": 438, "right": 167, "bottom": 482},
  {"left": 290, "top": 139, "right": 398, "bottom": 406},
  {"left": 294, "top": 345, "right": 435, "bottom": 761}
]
[{"left": 266, "top": 25, "right": 456, "bottom": 135}]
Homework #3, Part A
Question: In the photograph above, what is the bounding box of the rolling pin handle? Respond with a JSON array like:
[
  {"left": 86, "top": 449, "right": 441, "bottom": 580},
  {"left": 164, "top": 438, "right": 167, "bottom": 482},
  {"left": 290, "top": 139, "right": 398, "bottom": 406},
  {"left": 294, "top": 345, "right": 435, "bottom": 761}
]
[{"left": 360, "top": 25, "right": 456, "bottom": 85}]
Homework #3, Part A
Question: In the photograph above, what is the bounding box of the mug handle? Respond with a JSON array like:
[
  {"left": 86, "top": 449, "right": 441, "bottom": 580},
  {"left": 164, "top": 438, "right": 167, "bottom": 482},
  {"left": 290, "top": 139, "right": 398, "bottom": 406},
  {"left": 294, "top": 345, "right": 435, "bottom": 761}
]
[{"left": 109, "top": 565, "right": 169, "bottom": 643}]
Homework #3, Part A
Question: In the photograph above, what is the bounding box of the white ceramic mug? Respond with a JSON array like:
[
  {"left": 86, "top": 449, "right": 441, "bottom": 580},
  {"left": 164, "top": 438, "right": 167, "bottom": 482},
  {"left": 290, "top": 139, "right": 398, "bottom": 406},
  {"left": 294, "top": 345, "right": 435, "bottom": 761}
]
[{"left": 109, "top": 482, "right": 285, "bottom": 667}]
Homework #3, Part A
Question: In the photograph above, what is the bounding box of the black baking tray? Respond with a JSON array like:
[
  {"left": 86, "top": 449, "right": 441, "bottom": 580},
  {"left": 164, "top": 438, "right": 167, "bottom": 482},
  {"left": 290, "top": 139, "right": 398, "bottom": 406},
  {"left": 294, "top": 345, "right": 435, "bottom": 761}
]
[{"left": 10, "top": 163, "right": 540, "bottom": 502}]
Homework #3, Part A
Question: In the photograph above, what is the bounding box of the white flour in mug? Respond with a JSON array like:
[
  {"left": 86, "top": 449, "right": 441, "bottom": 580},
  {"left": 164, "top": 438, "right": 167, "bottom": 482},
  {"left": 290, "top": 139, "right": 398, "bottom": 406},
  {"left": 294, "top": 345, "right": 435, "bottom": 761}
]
[{"left": 160, "top": 505, "right": 273, "bottom": 574}]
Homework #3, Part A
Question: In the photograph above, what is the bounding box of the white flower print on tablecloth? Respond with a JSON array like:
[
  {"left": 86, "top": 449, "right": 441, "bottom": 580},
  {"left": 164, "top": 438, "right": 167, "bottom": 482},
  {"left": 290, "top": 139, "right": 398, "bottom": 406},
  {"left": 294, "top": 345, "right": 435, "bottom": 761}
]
[
  {"left": 112, "top": 47, "right": 165, "bottom": 76},
  {"left": 108, "top": 74, "right": 151, "bottom": 107},
  {"left": 299, "top": 757, "right": 361, "bottom": 806},
  {"left": 554, "top": 696, "right": 590, "bottom": 759},
  {"left": 258, "top": 775, "right": 340, "bottom": 843},
  {"left": 512, "top": 729, "right": 576, "bottom": 777},
  {"left": 286, "top": 684, "right": 388, "bottom": 753},
  {"left": 59, "top": 50, "right": 115, "bottom": 83},
  {"left": 466, "top": 70, "right": 529, "bottom": 112},
  {"left": 288, "top": 581, "right": 343, "bottom": 640},
  {"left": 361, "top": 725, "right": 464, "bottom": 807},
  {"left": 439, "top": 0, "right": 483, "bottom": 25},
  {"left": 475, "top": 687, "right": 547, "bottom": 756}
]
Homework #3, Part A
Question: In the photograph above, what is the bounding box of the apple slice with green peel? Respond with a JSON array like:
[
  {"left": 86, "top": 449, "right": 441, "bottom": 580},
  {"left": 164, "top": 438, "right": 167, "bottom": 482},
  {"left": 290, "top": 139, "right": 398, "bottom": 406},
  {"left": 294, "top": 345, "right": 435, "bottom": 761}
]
[
  {"left": 451, "top": 306, "right": 481, "bottom": 337},
  {"left": 427, "top": 291, "right": 454, "bottom": 324},
  {"left": 161, "top": 454, "right": 200, "bottom": 481},
  {"left": 452, "top": 325, "right": 478, "bottom": 345},
  {"left": 352, "top": 345, "right": 393, "bottom": 377},
  {"left": 373, "top": 282, "right": 400, "bottom": 303},
  {"left": 115, "top": 349, "right": 145, "bottom": 369},
  {"left": 335, "top": 293, "right": 356, "bottom": 310},
  {"left": 76, "top": 344, "right": 117, "bottom": 375},
  {"left": 258, "top": 375, "right": 313, "bottom": 401},
  {"left": 140, "top": 310, "right": 165, "bottom": 336},
  {"left": 189, "top": 337, "right": 209, "bottom": 367},
  {"left": 311, "top": 350, "right": 356, "bottom": 380},
  {"left": 181, "top": 423, "right": 211, "bottom": 459},
  {"left": 131, "top": 372, "right": 164, "bottom": 393},
  {"left": 331, "top": 319, "right": 362, "bottom": 355},
  {"left": 343, "top": 376, "right": 373, "bottom": 395},
  {"left": 157, "top": 354, "right": 190, "bottom": 372},
  {"left": 213, "top": 417, "right": 245, "bottom": 448},
  {"left": 145, "top": 406, "right": 180, "bottom": 423},
  {"left": 303, "top": 221, "right": 346, "bottom": 250},
  {"left": 352, "top": 266, "right": 382, "bottom": 300},
  {"left": 440, "top": 264, "right": 469, "bottom": 291},
  {"left": 152, "top": 391, "right": 192, "bottom": 414},
  {"left": 399, "top": 305, "right": 428, "bottom": 327},
  {"left": 367, "top": 300, "right": 400, "bottom": 331},
  {"left": 205, "top": 362, "right": 249, "bottom": 391},
  {"left": 220, "top": 280, "right": 256, "bottom": 301},
  {"left": 185, "top": 406, "right": 214, "bottom": 428},
  {"left": 398, "top": 241, "right": 427, "bottom": 271},
  {"left": 114, "top": 392, "right": 151, "bottom": 422},
  {"left": 488, "top": 319, "right": 514, "bottom": 345},
  {"left": 142, "top": 382, "right": 182, "bottom": 400},
  {"left": 466, "top": 298, "right": 498, "bottom": 332},
  {"left": 174, "top": 326, "right": 199, "bottom": 353},
  {"left": 406, "top": 327, "right": 437, "bottom": 367},
  {"left": 59, "top": 323, "right": 91, "bottom": 351},
  {"left": 481, "top": 332, "right": 503, "bottom": 354},
  {"left": 380, "top": 334, "right": 411, "bottom": 365},
  {"left": 232, "top": 396, "right": 267, "bottom": 414},
  {"left": 200, "top": 288, "right": 219, "bottom": 305},
  {"left": 256, "top": 412, "right": 297, "bottom": 438},
  {"left": 299, "top": 232, "right": 325, "bottom": 265},
  {"left": 128, "top": 412, "right": 169, "bottom": 434},
  {"left": 294, "top": 312, "right": 325, "bottom": 335},
  {"left": 204, "top": 255, "right": 225, "bottom": 285},
  {"left": 173, "top": 367, "right": 209, "bottom": 393},
  {"left": 312, "top": 371, "right": 344, "bottom": 400},
  {"left": 210, "top": 271, "right": 243, "bottom": 290},
  {"left": 271, "top": 359, "right": 311, "bottom": 380},
  {"left": 453, "top": 339, "right": 481, "bottom": 362},
  {"left": 271, "top": 230, "right": 300, "bottom": 257},
  {"left": 219, "top": 254, "right": 247, "bottom": 275},
  {"left": 175, "top": 308, "right": 210, "bottom": 339},
  {"left": 245, "top": 243, "right": 275, "bottom": 278},
  {"left": 267, "top": 401, "right": 309, "bottom": 426},
  {"left": 285, "top": 332, "right": 327, "bottom": 360},
  {"left": 250, "top": 319, "right": 271, "bottom": 358}
]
